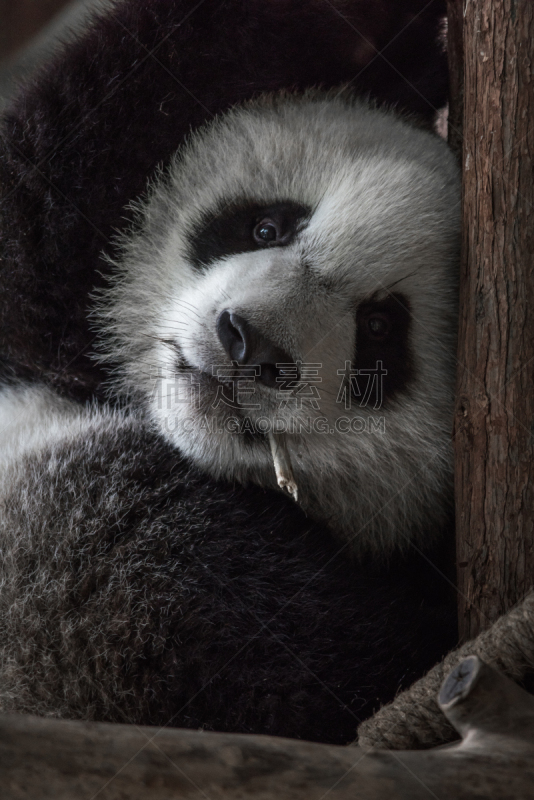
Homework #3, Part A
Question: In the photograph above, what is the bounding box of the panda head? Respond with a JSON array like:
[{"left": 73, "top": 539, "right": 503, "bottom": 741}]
[{"left": 95, "top": 93, "right": 460, "bottom": 553}]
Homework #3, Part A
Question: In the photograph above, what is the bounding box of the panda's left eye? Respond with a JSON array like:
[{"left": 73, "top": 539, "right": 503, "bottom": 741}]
[{"left": 253, "top": 219, "right": 279, "bottom": 245}]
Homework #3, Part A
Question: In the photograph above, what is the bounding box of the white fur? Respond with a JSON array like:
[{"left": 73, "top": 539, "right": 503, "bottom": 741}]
[
  {"left": 94, "top": 93, "right": 461, "bottom": 552},
  {"left": 0, "top": 385, "right": 80, "bottom": 470},
  {"left": 0, "top": 384, "right": 118, "bottom": 483}
]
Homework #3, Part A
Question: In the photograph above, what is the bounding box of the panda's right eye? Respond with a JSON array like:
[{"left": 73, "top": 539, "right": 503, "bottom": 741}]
[{"left": 253, "top": 219, "right": 279, "bottom": 245}]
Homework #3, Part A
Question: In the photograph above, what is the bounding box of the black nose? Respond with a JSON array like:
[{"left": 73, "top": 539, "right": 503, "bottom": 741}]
[{"left": 216, "top": 310, "right": 295, "bottom": 388}]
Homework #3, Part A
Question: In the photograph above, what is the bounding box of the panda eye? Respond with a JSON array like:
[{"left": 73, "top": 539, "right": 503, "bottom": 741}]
[
  {"left": 253, "top": 219, "right": 279, "bottom": 245},
  {"left": 366, "top": 313, "right": 391, "bottom": 340}
]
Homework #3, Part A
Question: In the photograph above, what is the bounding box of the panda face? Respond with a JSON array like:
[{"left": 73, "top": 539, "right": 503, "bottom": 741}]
[{"left": 96, "top": 94, "right": 460, "bottom": 552}]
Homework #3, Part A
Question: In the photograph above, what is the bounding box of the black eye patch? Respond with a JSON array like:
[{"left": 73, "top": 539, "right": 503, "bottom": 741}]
[
  {"left": 187, "top": 200, "right": 310, "bottom": 270},
  {"left": 353, "top": 293, "right": 414, "bottom": 407}
]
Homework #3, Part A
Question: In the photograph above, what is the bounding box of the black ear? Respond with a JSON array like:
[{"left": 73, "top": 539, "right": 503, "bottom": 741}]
[{"left": 0, "top": 0, "right": 447, "bottom": 403}]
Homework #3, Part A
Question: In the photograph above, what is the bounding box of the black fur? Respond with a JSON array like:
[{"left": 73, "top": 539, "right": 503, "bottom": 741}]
[
  {"left": 0, "top": 0, "right": 447, "bottom": 402},
  {"left": 188, "top": 200, "right": 311, "bottom": 270},
  {"left": 0, "top": 416, "right": 456, "bottom": 743},
  {"left": 355, "top": 293, "right": 415, "bottom": 406}
]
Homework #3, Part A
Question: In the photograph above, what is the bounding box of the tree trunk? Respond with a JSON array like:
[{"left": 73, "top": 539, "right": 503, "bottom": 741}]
[{"left": 451, "top": 0, "right": 534, "bottom": 641}]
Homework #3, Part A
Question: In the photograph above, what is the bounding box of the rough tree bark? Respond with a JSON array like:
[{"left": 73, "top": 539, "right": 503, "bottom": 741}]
[{"left": 451, "top": 0, "right": 534, "bottom": 641}]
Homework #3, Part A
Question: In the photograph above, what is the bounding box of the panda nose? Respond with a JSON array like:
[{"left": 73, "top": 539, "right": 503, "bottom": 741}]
[{"left": 216, "top": 310, "right": 295, "bottom": 388}]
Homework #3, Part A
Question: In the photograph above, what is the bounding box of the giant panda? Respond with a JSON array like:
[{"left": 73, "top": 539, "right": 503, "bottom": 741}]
[{"left": 0, "top": 0, "right": 459, "bottom": 744}]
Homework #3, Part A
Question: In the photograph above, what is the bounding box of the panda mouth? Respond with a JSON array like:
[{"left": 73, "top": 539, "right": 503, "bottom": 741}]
[
  {"left": 173, "top": 351, "right": 298, "bottom": 500},
  {"left": 172, "top": 351, "right": 271, "bottom": 426},
  {"left": 174, "top": 346, "right": 285, "bottom": 408}
]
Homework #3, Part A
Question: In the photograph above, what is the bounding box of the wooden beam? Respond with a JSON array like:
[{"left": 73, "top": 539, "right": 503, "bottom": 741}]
[
  {"left": 2, "top": 658, "right": 534, "bottom": 799},
  {"left": 452, "top": 0, "right": 534, "bottom": 639}
]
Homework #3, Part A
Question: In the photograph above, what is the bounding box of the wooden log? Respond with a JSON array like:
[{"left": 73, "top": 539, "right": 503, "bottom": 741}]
[
  {"left": 2, "top": 658, "right": 534, "bottom": 799},
  {"left": 452, "top": 0, "right": 534, "bottom": 639}
]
